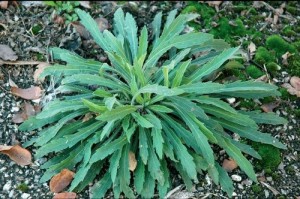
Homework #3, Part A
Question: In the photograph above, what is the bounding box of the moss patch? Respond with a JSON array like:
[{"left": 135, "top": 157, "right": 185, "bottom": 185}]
[
  {"left": 17, "top": 183, "right": 29, "bottom": 192},
  {"left": 254, "top": 47, "right": 276, "bottom": 65},
  {"left": 266, "top": 35, "right": 296, "bottom": 58},
  {"left": 246, "top": 65, "right": 264, "bottom": 79}
]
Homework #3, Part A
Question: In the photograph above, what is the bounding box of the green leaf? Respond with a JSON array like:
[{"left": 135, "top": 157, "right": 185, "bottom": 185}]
[
  {"left": 172, "top": 59, "right": 191, "bottom": 88},
  {"left": 157, "top": 159, "right": 170, "bottom": 198},
  {"left": 216, "top": 118, "right": 287, "bottom": 149},
  {"left": 132, "top": 112, "right": 154, "bottom": 128},
  {"left": 216, "top": 164, "right": 234, "bottom": 197},
  {"left": 82, "top": 99, "right": 107, "bottom": 113},
  {"left": 56, "top": 84, "right": 91, "bottom": 94},
  {"left": 96, "top": 105, "right": 137, "bottom": 121},
  {"left": 148, "top": 104, "right": 173, "bottom": 113},
  {"left": 90, "top": 172, "right": 112, "bottom": 198},
  {"left": 188, "top": 47, "right": 240, "bottom": 83},
  {"left": 174, "top": 163, "right": 193, "bottom": 190},
  {"left": 75, "top": 9, "right": 110, "bottom": 51},
  {"left": 100, "top": 120, "right": 116, "bottom": 140},
  {"left": 179, "top": 81, "right": 225, "bottom": 94},
  {"left": 93, "top": 88, "right": 112, "bottom": 98},
  {"left": 113, "top": 8, "right": 125, "bottom": 36},
  {"left": 151, "top": 11, "right": 162, "bottom": 47},
  {"left": 151, "top": 128, "right": 164, "bottom": 159},
  {"left": 216, "top": 135, "right": 257, "bottom": 182},
  {"left": 144, "top": 113, "right": 162, "bottom": 129},
  {"left": 137, "top": 26, "right": 148, "bottom": 60},
  {"left": 193, "top": 96, "right": 237, "bottom": 114},
  {"left": 231, "top": 139, "right": 262, "bottom": 159},
  {"left": 89, "top": 135, "right": 127, "bottom": 164},
  {"left": 141, "top": 170, "right": 156, "bottom": 199},
  {"left": 134, "top": 157, "right": 145, "bottom": 194},
  {"left": 104, "top": 96, "right": 117, "bottom": 110},
  {"left": 239, "top": 110, "right": 288, "bottom": 125},
  {"left": 125, "top": 13, "right": 138, "bottom": 59},
  {"left": 103, "top": 30, "right": 128, "bottom": 62},
  {"left": 119, "top": 144, "right": 135, "bottom": 198},
  {"left": 109, "top": 149, "right": 122, "bottom": 183},
  {"left": 165, "top": 9, "right": 178, "bottom": 28},
  {"left": 139, "top": 127, "right": 149, "bottom": 164},
  {"left": 162, "top": 122, "right": 197, "bottom": 180}
]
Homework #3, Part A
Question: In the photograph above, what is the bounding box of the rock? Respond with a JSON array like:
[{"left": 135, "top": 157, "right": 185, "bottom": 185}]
[
  {"left": 21, "top": 193, "right": 30, "bottom": 199},
  {"left": 3, "top": 181, "right": 11, "bottom": 192},
  {"left": 231, "top": 174, "right": 242, "bottom": 182}
]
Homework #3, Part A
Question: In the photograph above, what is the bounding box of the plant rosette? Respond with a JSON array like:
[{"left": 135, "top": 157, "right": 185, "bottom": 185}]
[{"left": 19, "top": 8, "right": 287, "bottom": 198}]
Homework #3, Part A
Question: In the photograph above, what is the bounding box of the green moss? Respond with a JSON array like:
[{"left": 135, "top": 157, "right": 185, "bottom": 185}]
[
  {"left": 260, "top": 96, "right": 276, "bottom": 104},
  {"left": 209, "top": 17, "right": 246, "bottom": 43},
  {"left": 17, "top": 183, "right": 29, "bottom": 192},
  {"left": 246, "top": 65, "right": 264, "bottom": 79},
  {"left": 254, "top": 47, "right": 276, "bottom": 65},
  {"left": 279, "top": 88, "right": 298, "bottom": 101},
  {"left": 271, "top": 172, "right": 281, "bottom": 181},
  {"left": 264, "top": 168, "right": 272, "bottom": 175},
  {"left": 252, "top": 143, "right": 282, "bottom": 171},
  {"left": 266, "top": 62, "right": 280, "bottom": 76},
  {"left": 266, "top": 35, "right": 296, "bottom": 58},
  {"left": 292, "top": 41, "right": 300, "bottom": 52},
  {"left": 286, "top": 165, "right": 295, "bottom": 174},
  {"left": 286, "top": 5, "right": 297, "bottom": 15},
  {"left": 181, "top": 2, "right": 215, "bottom": 29},
  {"left": 288, "top": 54, "right": 300, "bottom": 76},
  {"left": 283, "top": 27, "right": 297, "bottom": 37},
  {"left": 294, "top": 109, "right": 300, "bottom": 118},
  {"left": 277, "top": 196, "right": 286, "bottom": 199},
  {"left": 239, "top": 99, "right": 258, "bottom": 110},
  {"left": 251, "top": 184, "right": 262, "bottom": 193}
]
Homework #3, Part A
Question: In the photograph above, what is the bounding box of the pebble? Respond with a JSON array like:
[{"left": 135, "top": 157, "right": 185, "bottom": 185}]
[
  {"left": 264, "top": 190, "right": 269, "bottom": 198},
  {"left": 9, "top": 190, "right": 14, "bottom": 198},
  {"left": 3, "top": 181, "right": 11, "bottom": 192},
  {"left": 266, "top": 177, "right": 273, "bottom": 182},
  {"left": 231, "top": 174, "right": 242, "bottom": 182},
  {"left": 21, "top": 193, "right": 30, "bottom": 199}
]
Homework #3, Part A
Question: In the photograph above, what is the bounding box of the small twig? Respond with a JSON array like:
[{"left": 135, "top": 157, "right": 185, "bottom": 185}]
[
  {"left": 0, "top": 60, "right": 43, "bottom": 65},
  {"left": 165, "top": 185, "right": 183, "bottom": 199}
]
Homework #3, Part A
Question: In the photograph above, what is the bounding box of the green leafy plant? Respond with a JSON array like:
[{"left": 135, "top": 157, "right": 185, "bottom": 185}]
[
  {"left": 44, "top": 1, "right": 80, "bottom": 24},
  {"left": 20, "top": 8, "right": 287, "bottom": 198}
]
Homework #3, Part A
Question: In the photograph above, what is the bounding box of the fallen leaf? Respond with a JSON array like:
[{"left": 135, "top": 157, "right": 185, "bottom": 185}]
[
  {"left": 129, "top": 151, "right": 137, "bottom": 171},
  {"left": 11, "top": 86, "right": 42, "bottom": 100},
  {"left": 290, "top": 76, "right": 300, "bottom": 90},
  {"left": 12, "top": 102, "right": 37, "bottom": 123},
  {"left": 8, "top": 74, "right": 18, "bottom": 87},
  {"left": 79, "top": 1, "right": 90, "bottom": 9},
  {"left": 0, "top": 145, "right": 32, "bottom": 166},
  {"left": 95, "top": 18, "right": 109, "bottom": 32},
  {"left": 248, "top": 42, "right": 256, "bottom": 59},
  {"left": 0, "top": 1, "right": 8, "bottom": 9},
  {"left": 53, "top": 15, "right": 65, "bottom": 25},
  {"left": 71, "top": 22, "right": 90, "bottom": 40},
  {"left": 281, "top": 52, "right": 292, "bottom": 66},
  {"left": 260, "top": 181, "right": 280, "bottom": 195},
  {"left": 53, "top": 192, "right": 77, "bottom": 199},
  {"left": 0, "top": 44, "right": 18, "bottom": 61},
  {"left": 261, "top": 101, "right": 280, "bottom": 112},
  {"left": 34, "top": 62, "right": 50, "bottom": 83},
  {"left": 50, "top": 169, "right": 75, "bottom": 193},
  {"left": 222, "top": 158, "right": 238, "bottom": 172},
  {"left": 82, "top": 113, "right": 94, "bottom": 122}
]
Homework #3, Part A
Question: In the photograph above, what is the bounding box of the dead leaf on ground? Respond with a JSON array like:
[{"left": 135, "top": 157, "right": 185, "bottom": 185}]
[
  {"left": 200, "top": 1, "right": 223, "bottom": 12},
  {"left": 12, "top": 102, "right": 38, "bottom": 123},
  {"left": 261, "top": 101, "right": 280, "bottom": 112},
  {"left": 129, "top": 151, "right": 137, "bottom": 171},
  {"left": 248, "top": 42, "right": 256, "bottom": 59},
  {"left": 95, "top": 18, "right": 110, "bottom": 32},
  {"left": 222, "top": 158, "right": 238, "bottom": 172},
  {"left": 0, "top": 44, "right": 18, "bottom": 61},
  {"left": 282, "top": 52, "right": 292, "bottom": 66},
  {"left": 71, "top": 22, "right": 90, "bottom": 40},
  {"left": 79, "top": 1, "right": 90, "bottom": 9},
  {"left": 50, "top": 169, "right": 75, "bottom": 193},
  {"left": 282, "top": 76, "right": 300, "bottom": 97},
  {"left": 11, "top": 86, "right": 42, "bottom": 100},
  {"left": 0, "top": 145, "right": 32, "bottom": 166},
  {"left": 52, "top": 192, "right": 77, "bottom": 199},
  {"left": 260, "top": 181, "right": 280, "bottom": 196},
  {"left": 34, "top": 62, "right": 50, "bottom": 83},
  {"left": 0, "top": 1, "right": 8, "bottom": 9}
]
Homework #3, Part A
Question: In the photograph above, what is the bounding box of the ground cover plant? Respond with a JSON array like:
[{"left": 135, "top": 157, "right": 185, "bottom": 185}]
[{"left": 19, "top": 8, "right": 288, "bottom": 198}]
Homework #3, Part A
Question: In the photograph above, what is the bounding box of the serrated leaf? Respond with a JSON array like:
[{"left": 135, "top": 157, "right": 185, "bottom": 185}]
[
  {"left": 113, "top": 8, "right": 125, "bottom": 36},
  {"left": 157, "top": 159, "right": 170, "bottom": 198},
  {"left": 93, "top": 88, "right": 112, "bottom": 98},
  {"left": 151, "top": 11, "right": 162, "bottom": 47},
  {"left": 89, "top": 135, "right": 127, "bottom": 164},
  {"left": 75, "top": 9, "right": 110, "bottom": 51},
  {"left": 151, "top": 128, "right": 164, "bottom": 159},
  {"left": 165, "top": 9, "right": 178, "bottom": 28},
  {"left": 239, "top": 110, "right": 288, "bottom": 125},
  {"left": 172, "top": 59, "right": 191, "bottom": 88},
  {"left": 141, "top": 170, "right": 155, "bottom": 199},
  {"left": 100, "top": 120, "right": 115, "bottom": 140},
  {"left": 188, "top": 47, "right": 240, "bottom": 83},
  {"left": 134, "top": 157, "right": 145, "bottom": 194},
  {"left": 193, "top": 96, "right": 237, "bottom": 114},
  {"left": 148, "top": 104, "right": 173, "bottom": 113},
  {"left": 144, "top": 113, "right": 162, "bottom": 129},
  {"left": 104, "top": 96, "right": 117, "bottom": 111},
  {"left": 90, "top": 172, "right": 112, "bottom": 198},
  {"left": 137, "top": 26, "right": 148, "bottom": 61},
  {"left": 230, "top": 139, "right": 262, "bottom": 159},
  {"left": 109, "top": 149, "right": 122, "bottom": 183},
  {"left": 216, "top": 164, "right": 234, "bottom": 197},
  {"left": 125, "top": 13, "right": 138, "bottom": 60},
  {"left": 179, "top": 81, "right": 225, "bottom": 94},
  {"left": 139, "top": 127, "right": 149, "bottom": 164},
  {"left": 82, "top": 99, "right": 107, "bottom": 113},
  {"left": 132, "top": 112, "right": 154, "bottom": 128},
  {"left": 96, "top": 105, "right": 137, "bottom": 122}
]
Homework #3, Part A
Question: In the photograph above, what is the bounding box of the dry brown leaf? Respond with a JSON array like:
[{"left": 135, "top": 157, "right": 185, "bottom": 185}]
[
  {"left": 12, "top": 102, "right": 37, "bottom": 123},
  {"left": 11, "top": 86, "right": 42, "bottom": 100},
  {"left": 34, "top": 62, "right": 50, "bottom": 83},
  {"left": 50, "top": 169, "right": 75, "bottom": 193},
  {"left": 129, "top": 151, "right": 137, "bottom": 171},
  {"left": 82, "top": 113, "right": 94, "bottom": 122},
  {"left": 0, "top": 145, "right": 32, "bottom": 166},
  {"left": 290, "top": 76, "right": 300, "bottom": 91},
  {"left": 261, "top": 101, "right": 280, "bottom": 113},
  {"left": 282, "top": 52, "right": 292, "bottom": 66},
  {"left": 95, "top": 18, "right": 110, "bottom": 32},
  {"left": 0, "top": 1, "right": 8, "bottom": 9},
  {"left": 53, "top": 15, "right": 65, "bottom": 25},
  {"left": 79, "top": 1, "right": 90, "bottom": 9},
  {"left": 248, "top": 42, "right": 256, "bottom": 54},
  {"left": 53, "top": 192, "right": 77, "bottom": 199},
  {"left": 71, "top": 22, "right": 90, "bottom": 40},
  {"left": 0, "top": 44, "right": 18, "bottom": 61},
  {"left": 222, "top": 158, "right": 238, "bottom": 172}
]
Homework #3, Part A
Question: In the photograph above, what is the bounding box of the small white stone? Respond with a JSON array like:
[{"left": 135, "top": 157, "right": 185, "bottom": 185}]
[
  {"left": 231, "top": 174, "right": 242, "bottom": 182},
  {"left": 232, "top": 192, "right": 237, "bottom": 196},
  {"left": 11, "top": 106, "right": 19, "bottom": 112},
  {"left": 264, "top": 190, "right": 269, "bottom": 198},
  {"left": 9, "top": 190, "right": 14, "bottom": 198},
  {"left": 238, "top": 184, "right": 244, "bottom": 189},
  {"left": 3, "top": 181, "right": 11, "bottom": 192},
  {"left": 266, "top": 177, "right": 273, "bottom": 181},
  {"left": 21, "top": 193, "right": 30, "bottom": 199}
]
